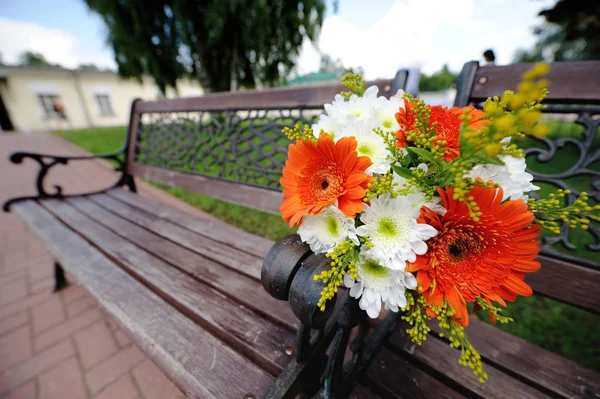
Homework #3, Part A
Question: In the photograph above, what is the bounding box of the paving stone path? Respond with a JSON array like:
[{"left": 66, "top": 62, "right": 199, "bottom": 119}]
[{"left": 0, "top": 132, "right": 219, "bottom": 399}]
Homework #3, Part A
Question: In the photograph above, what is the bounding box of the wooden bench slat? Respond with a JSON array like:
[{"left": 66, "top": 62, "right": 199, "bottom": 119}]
[
  {"left": 13, "top": 200, "right": 273, "bottom": 399},
  {"left": 65, "top": 196, "right": 299, "bottom": 331},
  {"left": 89, "top": 193, "right": 264, "bottom": 281},
  {"left": 364, "top": 347, "right": 465, "bottom": 399},
  {"left": 108, "top": 188, "right": 274, "bottom": 259},
  {"left": 131, "top": 163, "right": 283, "bottom": 215},
  {"left": 387, "top": 328, "right": 552, "bottom": 399},
  {"left": 349, "top": 385, "right": 383, "bottom": 399},
  {"left": 134, "top": 79, "right": 394, "bottom": 113},
  {"left": 470, "top": 61, "right": 600, "bottom": 104},
  {"left": 429, "top": 318, "right": 600, "bottom": 398},
  {"left": 530, "top": 256, "right": 600, "bottom": 313},
  {"left": 41, "top": 198, "right": 296, "bottom": 377}
]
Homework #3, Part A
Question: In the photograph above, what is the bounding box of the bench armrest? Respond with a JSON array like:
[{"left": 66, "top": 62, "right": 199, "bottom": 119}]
[
  {"left": 3, "top": 147, "right": 134, "bottom": 212},
  {"left": 9, "top": 148, "right": 125, "bottom": 164}
]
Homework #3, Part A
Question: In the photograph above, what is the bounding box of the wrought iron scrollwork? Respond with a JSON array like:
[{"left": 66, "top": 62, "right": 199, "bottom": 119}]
[
  {"left": 3, "top": 149, "right": 131, "bottom": 212},
  {"left": 523, "top": 106, "right": 600, "bottom": 267},
  {"left": 136, "top": 108, "right": 322, "bottom": 191}
]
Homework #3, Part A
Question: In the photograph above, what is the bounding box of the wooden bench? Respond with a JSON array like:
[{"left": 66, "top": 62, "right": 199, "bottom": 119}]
[{"left": 4, "top": 63, "right": 599, "bottom": 398}]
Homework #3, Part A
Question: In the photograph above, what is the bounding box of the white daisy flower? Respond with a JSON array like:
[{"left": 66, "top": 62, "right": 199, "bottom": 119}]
[
  {"left": 328, "top": 85, "right": 379, "bottom": 121},
  {"left": 392, "top": 166, "right": 446, "bottom": 215},
  {"left": 298, "top": 206, "right": 359, "bottom": 254},
  {"left": 311, "top": 114, "right": 340, "bottom": 140},
  {"left": 343, "top": 255, "right": 417, "bottom": 318},
  {"left": 374, "top": 95, "right": 404, "bottom": 131},
  {"left": 468, "top": 155, "right": 539, "bottom": 201},
  {"left": 336, "top": 117, "right": 392, "bottom": 175},
  {"left": 356, "top": 193, "right": 438, "bottom": 269},
  {"left": 311, "top": 86, "right": 381, "bottom": 137}
]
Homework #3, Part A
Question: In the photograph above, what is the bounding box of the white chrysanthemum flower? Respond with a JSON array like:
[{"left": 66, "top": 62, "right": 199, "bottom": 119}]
[
  {"left": 298, "top": 206, "right": 359, "bottom": 254},
  {"left": 335, "top": 118, "right": 392, "bottom": 175},
  {"left": 374, "top": 95, "right": 404, "bottom": 131},
  {"left": 311, "top": 114, "right": 340, "bottom": 139},
  {"left": 392, "top": 166, "right": 446, "bottom": 215},
  {"left": 468, "top": 155, "right": 539, "bottom": 201},
  {"left": 343, "top": 255, "right": 417, "bottom": 318},
  {"left": 356, "top": 193, "right": 438, "bottom": 269},
  {"left": 312, "top": 86, "right": 381, "bottom": 136}
]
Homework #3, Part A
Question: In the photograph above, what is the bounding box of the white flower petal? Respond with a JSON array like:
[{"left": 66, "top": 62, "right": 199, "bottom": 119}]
[
  {"left": 467, "top": 155, "right": 539, "bottom": 202},
  {"left": 298, "top": 206, "right": 358, "bottom": 254},
  {"left": 348, "top": 255, "right": 417, "bottom": 319}
]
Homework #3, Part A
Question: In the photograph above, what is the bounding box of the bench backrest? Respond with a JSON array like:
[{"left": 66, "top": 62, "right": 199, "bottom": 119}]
[
  {"left": 124, "top": 73, "right": 407, "bottom": 215},
  {"left": 454, "top": 60, "right": 600, "bottom": 313}
]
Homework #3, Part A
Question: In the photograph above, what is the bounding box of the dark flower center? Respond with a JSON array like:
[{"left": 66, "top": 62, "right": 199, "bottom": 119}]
[
  {"left": 449, "top": 243, "right": 463, "bottom": 258},
  {"left": 321, "top": 180, "right": 329, "bottom": 190}
]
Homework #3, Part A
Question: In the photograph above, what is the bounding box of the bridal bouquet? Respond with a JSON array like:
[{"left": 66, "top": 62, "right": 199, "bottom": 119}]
[{"left": 279, "top": 64, "right": 597, "bottom": 381}]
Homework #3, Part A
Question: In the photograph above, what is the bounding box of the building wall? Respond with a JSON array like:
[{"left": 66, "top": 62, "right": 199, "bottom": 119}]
[
  {"left": 1, "top": 69, "right": 89, "bottom": 132},
  {"left": 0, "top": 67, "right": 205, "bottom": 133}
]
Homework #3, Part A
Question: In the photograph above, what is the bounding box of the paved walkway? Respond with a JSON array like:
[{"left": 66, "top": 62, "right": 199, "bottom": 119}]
[{"left": 0, "top": 133, "right": 218, "bottom": 399}]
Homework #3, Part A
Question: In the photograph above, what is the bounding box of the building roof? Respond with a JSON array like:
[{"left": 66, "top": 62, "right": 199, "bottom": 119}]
[
  {"left": 287, "top": 71, "right": 339, "bottom": 86},
  {"left": 0, "top": 64, "right": 117, "bottom": 78}
]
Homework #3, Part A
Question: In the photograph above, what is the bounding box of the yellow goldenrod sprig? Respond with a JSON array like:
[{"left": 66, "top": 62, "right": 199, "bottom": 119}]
[
  {"left": 282, "top": 123, "right": 317, "bottom": 143},
  {"left": 364, "top": 172, "right": 397, "bottom": 201},
  {"left": 401, "top": 290, "right": 431, "bottom": 345},
  {"left": 528, "top": 190, "right": 600, "bottom": 234},
  {"left": 434, "top": 301, "right": 488, "bottom": 383},
  {"left": 373, "top": 127, "right": 405, "bottom": 161},
  {"left": 314, "top": 239, "right": 359, "bottom": 311},
  {"left": 340, "top": 73, "right": 366, "bottom": 99},
  {"left": 475, "top": 297, "right": 513, "bottom": 324}
]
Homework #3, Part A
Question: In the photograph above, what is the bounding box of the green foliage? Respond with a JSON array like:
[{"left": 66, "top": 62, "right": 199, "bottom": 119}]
[
  {"left": 18, "top": 51, "right": 57, "bottom": 67},
  {"left": 418, "top": 64, "right": 458, "bottom": 92},
  {"left": 514, "top": 0, "right": 600, "bottom": 62},
  {"left": 84, "top": 0, "right": 326, "bottom": 93},
  {"left": 340, "top": 73, "right": 366, "bottom": 98},
  {"left": 319, "top": 54, "right": 364, "bottom": 78},
  {"left": 314, "top": 239, "right": 359, "bottom": 311}
]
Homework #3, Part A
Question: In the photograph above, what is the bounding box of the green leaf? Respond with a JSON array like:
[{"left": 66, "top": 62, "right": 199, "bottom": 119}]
[
  {"left": 435, "top": 171, "right": 455, "bottom": 187},
  {"left": 391, "top": 164, "right": 414, "bottom": 180},
  {"left": 472, "top": 153, "right": 505, "bottom": 166},
  {"left": 400, "top": 151, "right": 413, "bottom": 167},
  {"left": 406, "top": 147, "right": 443, "bottom": 169}
]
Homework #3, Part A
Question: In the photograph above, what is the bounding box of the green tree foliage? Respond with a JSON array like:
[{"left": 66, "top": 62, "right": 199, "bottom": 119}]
[
  {"left": 319, "top": 54, "right": 364, "bottom": 77},
  {"left": 84, "top": 0, "right": 326, "bottom": 93},
  {"left": 78, "top": 63, "right": 101, "bottom": 71},
  {"left": 513, "top": 0, "right": 599, "bottom": 63},
  {"left": 18, "top": 51, "right": 55, "bottom": 67},
  {"left": 418, "top": 64, "right": 458, "bottom": 92}
]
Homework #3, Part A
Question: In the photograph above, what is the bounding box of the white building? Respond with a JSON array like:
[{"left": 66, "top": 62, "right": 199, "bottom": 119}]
[{"left": 0, "top": 66, "right": 204, "bottom": 132}]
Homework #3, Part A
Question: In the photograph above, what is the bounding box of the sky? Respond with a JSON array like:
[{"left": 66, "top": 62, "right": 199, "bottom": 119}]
[{"left": 0, "top": 0, "right": 554, "bottom": 80}]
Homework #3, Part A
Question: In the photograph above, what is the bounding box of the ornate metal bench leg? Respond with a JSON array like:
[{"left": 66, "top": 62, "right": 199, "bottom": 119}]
[{"left": 53, "top": 262, "right": 68, "bottom": 292}]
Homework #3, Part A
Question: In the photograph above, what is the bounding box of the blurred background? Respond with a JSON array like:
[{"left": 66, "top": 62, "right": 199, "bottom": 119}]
[
  {"left": 0, "top": 0, "right": 598, "bottom": 388},
  {"left": 0, "top": 0, "right": 598, "bottom": 132}
]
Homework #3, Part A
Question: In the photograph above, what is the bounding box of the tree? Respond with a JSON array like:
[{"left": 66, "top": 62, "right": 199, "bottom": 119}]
[
  {"left": 514, "top": 0, "right": 600, "bottom": 62},
  {"left": 418, "top": 64, "right": 458, "bottom": 92},
  {"left": 18, "top": 51, "right": 54, "bottom": 67},
  {"left": 84, "top": 0, "right": 326, "bottom": 93},
  {"left": 78, "top": 63, "right": 101, "bottom": 71},
  {"left": 319, "top": 54, "right": 364, "bottom": 77}
]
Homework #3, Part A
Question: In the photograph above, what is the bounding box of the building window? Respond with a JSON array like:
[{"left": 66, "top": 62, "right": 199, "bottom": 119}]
[
  {"left": 38, "top": 94, "right": 66, "bottom": 119},
  {"left": 95, "top": 94, "right": 114, "bottom": 116}
]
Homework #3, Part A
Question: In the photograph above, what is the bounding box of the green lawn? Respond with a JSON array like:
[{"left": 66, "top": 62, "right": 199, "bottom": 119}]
[{"left": 54, "top": 124, "right": 599, "bottom": 371}]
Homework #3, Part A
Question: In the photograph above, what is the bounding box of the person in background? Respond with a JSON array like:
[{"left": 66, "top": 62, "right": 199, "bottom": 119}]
[{"left": 483, "top": 49, "right": 496, "bottom": 65}]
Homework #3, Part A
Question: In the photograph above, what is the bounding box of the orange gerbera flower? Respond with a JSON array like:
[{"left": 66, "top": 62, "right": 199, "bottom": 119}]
[
  {"left": 280, "top": 133, "right": 373, "bottom": 227},
  {"left": 395, "top": 100, "right": 488, "bottom": 162},
  {"left": 408, "top": 186, "right": 541, "bottom": 327}
]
